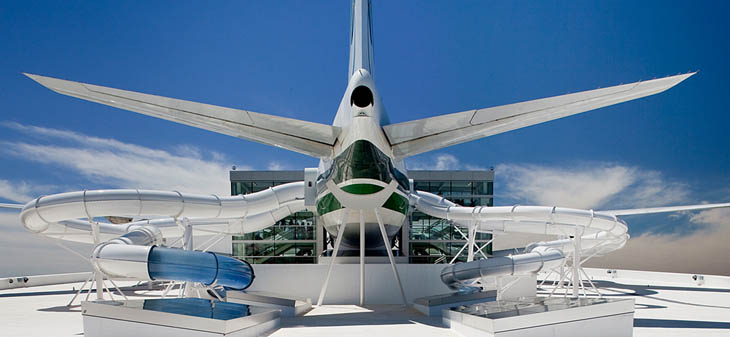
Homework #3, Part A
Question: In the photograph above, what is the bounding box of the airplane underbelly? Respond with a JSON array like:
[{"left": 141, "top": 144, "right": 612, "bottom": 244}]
[{"left": 316, "top": 177, "right": 409, "bottom": 252}]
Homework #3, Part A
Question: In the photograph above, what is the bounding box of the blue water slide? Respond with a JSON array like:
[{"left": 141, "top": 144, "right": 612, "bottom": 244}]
[{"left": 147, "top": 246, "right": 254, "bottom": 290}]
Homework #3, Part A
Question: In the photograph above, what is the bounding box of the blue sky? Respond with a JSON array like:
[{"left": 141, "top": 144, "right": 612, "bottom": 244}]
[{"left": 1, "top": 1, "right": 729, "bottom": 275}]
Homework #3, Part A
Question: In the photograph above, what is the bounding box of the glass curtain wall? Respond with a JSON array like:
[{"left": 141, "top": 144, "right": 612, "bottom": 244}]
[
  {"left": 409, "top": 180, "right": 494, "bottom": 264},
  {"left": 231, "top": 180, "right": 317, "bottom": 264},
  {"left": 230, "top": 170, "right": 494, "bottom": 265}
]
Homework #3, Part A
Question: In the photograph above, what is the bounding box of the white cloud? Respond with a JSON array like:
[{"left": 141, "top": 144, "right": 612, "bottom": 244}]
[
  {"left": 496, "top": 163, "right": 688, "bottom": 210},
  {"left": 493, "top": 162, "right": 730, "bottom": 275},
  {"left": 1, "top": 122, "right": 251, "bottom": 196},
  {"left": 0, "top": 179, "right": 34, "bottom": 203},
  {"left": 588, "top": 207, "right": 730, "bottom": 275},
  {"left": 0, "top": 210, "right": 92, "bottom": 277},
  {"left": 407, "top": 153, "right": 476, "bottom": 170},
  {"left": 267, "top": 161, "right": 287, "bottom": 171},
  {"left": 689, "top": 207, "right": 730, "bottom": 228}
]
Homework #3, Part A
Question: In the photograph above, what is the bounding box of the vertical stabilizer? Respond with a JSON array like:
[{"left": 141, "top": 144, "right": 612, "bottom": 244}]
[{"left": 349, "top": 0, "right": 374, "bottom": 79}]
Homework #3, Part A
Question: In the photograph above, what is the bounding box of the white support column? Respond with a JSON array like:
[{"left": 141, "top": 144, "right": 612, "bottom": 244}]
[
  {"left": 374, "top": 208, "right": 408, "bottom": 306},
  {"left": 183, "top": 218, "right": 193, "bottom": 250},
  {"left": 572, "top": 228, "right": 582, "bottom": 298},
  {"left": 90, "top": 220, "right": 104, "bottom": 300},
  {"left": 467, "top": 223, "right": 476, "bottom": 262},
  {"left": 359, "top": 209, "right": 365, "bottom": 306},
  {"left": 317, "top": 212, "right": 349, "bottom": 306},
  {"left": 182, "top": 218, "right": 193, "bottom": 297}
]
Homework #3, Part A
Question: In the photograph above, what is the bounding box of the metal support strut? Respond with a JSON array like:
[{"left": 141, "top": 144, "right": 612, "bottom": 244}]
[
  {"left": 182, "top": 218, "right": 193, "bottom": 297},
  {"left": 572, "top": 227, "right": 582, "bottom": 298},
  {"left": 359, "top": 209, "right": 365, "bottom": 306},
  {"left": 317, "top": 210, "right": 349, "bottom": 306},
  {"left": 374, "top": 208, "right": 408, "bottom": 306}
]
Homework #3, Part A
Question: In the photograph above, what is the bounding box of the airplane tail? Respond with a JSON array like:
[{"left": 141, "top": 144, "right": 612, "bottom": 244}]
[{"left": 349, "top": 0, "right": 374, "bottom": 79}]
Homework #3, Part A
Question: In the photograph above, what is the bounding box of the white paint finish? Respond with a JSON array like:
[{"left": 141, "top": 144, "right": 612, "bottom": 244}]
[
  {"left": 445, "top": 312, "right": 634, "bottom": 337},
  {"left": 413, "top": 292, "right": 497, "bottom": 317},
  {"left": 0, "top": 272, "right": 91, "bottom": 290},
  {"left": 330, "top": 68, "right": 393, "bottom": 156},
  {"left": 602, "top": 201, "right": 730, "bottom": 216},
  {"left": 317, "top": 220, "right": 348, "bottom": 306},
  {"left": 443, "top": 298, "right": 634, "bottom": 337},
  {"left": 348, "top": 0, "right": 374, "bottom": 79},
  {"left": 359, "top": 209, "right": 365, "bottom": 306},
  {"left": 82, "top": 300, "right": 280, "bottom": 335},
  {"left": 23, "top": 73, "right": 339, "bottom": 158},
  {"left": 20, "top": 182, "right": 305, "bottom": 243},
  {"left": 92, "top": 244, "right": 152, "bottom": 279},
  {"left": 249, "top": 264, "right": 452, "bottom": 305},
  {"left": 227, "top": 292, "right": 312, "bottom": 317},
  {"left": 384, "top": 73, "right": 695, "bottom": 158},
  {"left": 83, "top": 315, "right": 279, "bottom": 337},
  {"left": 271, "top": 305, "right": 458, "bottom": 337},
  {"left": 374, "top": 208, "right": 407, "bottom": 306},
  {"left": 495, "top": 274, "right": 537, "bottom": 301},
  {"left": 1, "top": 269, "right": 730, "bottom": 336}
]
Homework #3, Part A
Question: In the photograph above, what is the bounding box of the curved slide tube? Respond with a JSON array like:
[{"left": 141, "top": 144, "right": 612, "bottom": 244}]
[
  {"left": 411, "top": 190, "right": 629, "bottom": 289},
  {"left": 17, "top": 183, "right": 302, "bottom": 289},
  {"left": 440, "top": 246, "right": 564, "bottom": 290},
  {"left": 94, "top": 243, "right": 254, "bottom": 290},
  {"left": 85, "top": 223, "right": 254, "bottom": 289},
  {"left": 18, "top": 182, "right": 305, "bottom": 243},
  {"left": 89, "top": 221, "right": 254, "bottom": 289}
]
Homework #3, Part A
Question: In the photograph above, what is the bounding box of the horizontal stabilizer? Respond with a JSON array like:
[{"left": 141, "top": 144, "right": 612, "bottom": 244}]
[
  {"left": 24, "top": 73, "right": 340, "bottom": 158},
  {"left": 600, "top": 202, "right": 730, "bottom": 216},
  {"left": 384, "top": 73, "right": 695, "bottom": 157}
]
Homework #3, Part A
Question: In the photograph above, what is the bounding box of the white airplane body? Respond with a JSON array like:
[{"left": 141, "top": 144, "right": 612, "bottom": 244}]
[{"left": 13, "top": 0, "right": 730, "bottom": 298}]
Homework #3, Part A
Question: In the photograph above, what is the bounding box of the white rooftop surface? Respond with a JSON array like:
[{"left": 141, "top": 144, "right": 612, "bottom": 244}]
[{"left": 1, "top": 268, "right": 729, "bottom": 337}]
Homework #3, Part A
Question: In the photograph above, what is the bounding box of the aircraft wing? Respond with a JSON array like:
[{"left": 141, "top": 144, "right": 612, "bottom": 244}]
[
  {"left": 24, "top": 73, "right": 340, "bottom": 158},
  {"left": 599, "top": 202, "right": 730, "bottom": 216},
  {"left": 383, "top": 73, "right": 695, "bottom": 158},
  {"left": 0, "top": 203, "right": 23, "bottom": 210}
]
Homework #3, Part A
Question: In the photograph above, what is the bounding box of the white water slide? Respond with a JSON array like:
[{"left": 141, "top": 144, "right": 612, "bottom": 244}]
[
  {"left": 12, "top": 183, "right": 730, "bottom": 291},
  {"left": 18, "top": 183, "right": 305, "bottom": 289}
]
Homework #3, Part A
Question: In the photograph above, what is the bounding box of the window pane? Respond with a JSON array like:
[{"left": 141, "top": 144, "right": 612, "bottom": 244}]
[
  {"left": 430, "top": 221, "right": 451, "bottom": 240},
  {"left": 296, "top": 243, "right": 315, "bottom": 256},
  {"left": 410, "top": 223, "right": 428, "bottom": 240},
  {"left": 428, "top": 181, "right": 449, "bottom": 196},
  {"left": 451, "top": 198, "right": 468, "bottom": 206},
  {"left": 252, "top": 181, "right": 274, "bottom": 193},
  {"left": 487, "top": 181, "right": 493, "bottom": 195},
  {"left": 237, "top": 182, "right": 254, "bottom": 195},
  {"left": 410, "top": 242, "right": 429, "bottom": 256},
  {"left": 475, "top": 232, "right": 492, "bottom": 240},
  {"left": 451, "top": 181, "right": 471, "bottom": 196},
  {"left": 471, "top": 197, "right": 492, "bottom": 206},
  {"left": 473, "top": 181, "right": 486, "bottom": 195}
]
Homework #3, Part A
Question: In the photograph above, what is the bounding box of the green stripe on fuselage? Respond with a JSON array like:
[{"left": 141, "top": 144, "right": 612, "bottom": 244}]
[
  {"left": 382, "top": 192, "right": 409, "bottom": 215},
  {"left": 316, "top": 193, "right": 343, "bottom": 215},
  {"left": 316, "top": 190, "right": 408, "bottom": 216},
  {"left": 340, "top": 183, "right": 384, "bottom": 194}
]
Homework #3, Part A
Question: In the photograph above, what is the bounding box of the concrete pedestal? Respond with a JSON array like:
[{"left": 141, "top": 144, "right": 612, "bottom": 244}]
[
  {"left": 227, "top": 291, "right": 312, "bottom": 317},
  {"left": 442, "top": 297, "right": 634, "bottom": 337},
  {"left": 413, "top": 291, "right": 497, "bottom": 317},
  {"left": 82, "top": 298, "right": 280, "bottom": 337}
]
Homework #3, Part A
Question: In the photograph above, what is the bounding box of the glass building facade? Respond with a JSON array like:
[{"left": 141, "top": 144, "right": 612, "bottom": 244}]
[
  {"left": 407, "top": 170, "right": 494, "bottom": 264},
  {"left": 230, "top": 171, "right": 317, "bottom": 264},
  {"left": 230, "top": 169, "right": 494, "bottom": 264}
]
